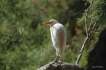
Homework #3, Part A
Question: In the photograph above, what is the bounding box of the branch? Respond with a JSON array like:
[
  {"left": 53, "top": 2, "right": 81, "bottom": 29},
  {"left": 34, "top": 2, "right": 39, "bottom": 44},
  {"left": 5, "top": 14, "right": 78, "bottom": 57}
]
[
  {"left": 75, "top": 37, "right": 88, "bottom": 65},
  {"left": 75, "top": 0, "right": 103, "bottom": 65},
  {"left": 75, "top": 0, "right": 93, "bottom": 65},
  {"left": 38, "top": 61, "right": 84, "bottom": 70}
]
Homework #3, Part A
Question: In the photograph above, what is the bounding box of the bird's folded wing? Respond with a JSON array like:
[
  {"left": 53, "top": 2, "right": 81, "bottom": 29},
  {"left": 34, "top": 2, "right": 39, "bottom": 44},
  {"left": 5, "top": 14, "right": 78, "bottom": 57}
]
[{"left": 57, "top": 28, "right": 66, "bottom": 50}]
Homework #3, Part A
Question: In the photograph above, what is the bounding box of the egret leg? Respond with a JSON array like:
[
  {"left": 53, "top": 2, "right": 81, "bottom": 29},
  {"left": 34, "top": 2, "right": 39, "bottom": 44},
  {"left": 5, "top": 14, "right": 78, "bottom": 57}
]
[
  {"left": 54, "top": 55, "right": 58, "bottom": 62},
  {"left": 59, "top": 49, "right": 63, "bottom": 63},
  {"left": 59, "top": 55, "right": 63, "bottom": 64},
  {"left": 54, "top": 48, "right": 59, "bottom": 62}
]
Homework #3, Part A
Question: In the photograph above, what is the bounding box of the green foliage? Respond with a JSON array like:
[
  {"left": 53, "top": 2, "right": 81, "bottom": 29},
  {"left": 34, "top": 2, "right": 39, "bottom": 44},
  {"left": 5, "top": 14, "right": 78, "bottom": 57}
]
[
  {"left": 79, "top": 48, "right": 88, "bottom": 67},
  {"left": 78, "top": 0, "right": 106, "bottom": 29}
]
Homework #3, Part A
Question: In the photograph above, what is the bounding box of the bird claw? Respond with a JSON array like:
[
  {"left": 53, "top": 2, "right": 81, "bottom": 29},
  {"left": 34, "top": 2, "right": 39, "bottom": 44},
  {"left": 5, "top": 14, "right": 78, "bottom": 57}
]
[
  {"left": 58, "top": 60, "right": 63, "bottom": 64},
  {"left": 53, "top": 60, "right": 58, "bottom": 63},
  {"left": 54, "top": 60, "right": 63, "bottom": 64}
]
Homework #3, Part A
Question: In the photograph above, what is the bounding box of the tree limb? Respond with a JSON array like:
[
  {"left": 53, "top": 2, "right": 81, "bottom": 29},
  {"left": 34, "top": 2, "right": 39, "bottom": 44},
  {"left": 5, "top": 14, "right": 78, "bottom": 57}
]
[{"left": 38, "top": 61, "right": 84, "bottom": 70}]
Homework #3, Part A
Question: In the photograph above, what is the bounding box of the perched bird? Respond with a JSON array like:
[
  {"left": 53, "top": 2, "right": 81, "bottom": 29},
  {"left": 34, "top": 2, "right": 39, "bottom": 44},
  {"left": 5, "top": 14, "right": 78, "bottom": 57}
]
[{"left": 42, "top": 19, "right": 67, "bottom": 62}]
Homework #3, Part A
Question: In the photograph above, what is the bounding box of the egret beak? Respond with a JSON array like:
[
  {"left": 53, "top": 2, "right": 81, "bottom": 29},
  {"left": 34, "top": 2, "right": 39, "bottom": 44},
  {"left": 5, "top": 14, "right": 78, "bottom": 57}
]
[{"left": 42, "top": 22, "right": 50, "bottom": 24}]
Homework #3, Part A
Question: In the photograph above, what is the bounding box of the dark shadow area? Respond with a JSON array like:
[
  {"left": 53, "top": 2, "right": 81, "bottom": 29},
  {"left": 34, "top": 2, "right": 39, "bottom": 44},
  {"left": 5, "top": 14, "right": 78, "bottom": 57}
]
[{"left": 87, "top": 28, "right": 106, "bottom": 70}]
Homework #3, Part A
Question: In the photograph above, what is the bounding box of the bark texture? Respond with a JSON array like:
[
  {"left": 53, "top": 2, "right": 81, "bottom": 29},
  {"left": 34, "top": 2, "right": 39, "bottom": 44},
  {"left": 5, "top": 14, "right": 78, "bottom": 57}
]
[{"left": 37, "top": 61, "right": 84, "bottom": 70}]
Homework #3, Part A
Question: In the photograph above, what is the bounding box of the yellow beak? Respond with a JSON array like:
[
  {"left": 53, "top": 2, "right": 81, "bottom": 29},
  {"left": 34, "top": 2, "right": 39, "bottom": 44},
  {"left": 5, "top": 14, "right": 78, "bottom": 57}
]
[{"left": 42, "top": 22, "right": 50, "bottom": 24}]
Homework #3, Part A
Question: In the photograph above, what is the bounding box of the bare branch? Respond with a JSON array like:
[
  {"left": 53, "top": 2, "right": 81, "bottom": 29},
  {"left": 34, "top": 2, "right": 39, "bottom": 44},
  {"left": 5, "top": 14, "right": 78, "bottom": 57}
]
[
  {"left": 84, "top": 11, "right": 89, "bottom": 36},
  {"left": 88, "top": 18, "right": 92, "bottom": 32},
  {"left": 75, "top": 0, "right": 103, "bottom": 65},
  {"left": 75, "top": 37, "right": 88, "bottom": 65},
  {"left": 75, "top": 0, "right": 93, "bottom": 65}
]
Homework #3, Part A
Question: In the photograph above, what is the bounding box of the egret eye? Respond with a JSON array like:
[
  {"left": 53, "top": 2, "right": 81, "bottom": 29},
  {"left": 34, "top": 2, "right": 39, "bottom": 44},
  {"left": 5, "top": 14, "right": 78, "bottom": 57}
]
[{"left": 49, "top": 21, "right": 52, "bottom": 24}]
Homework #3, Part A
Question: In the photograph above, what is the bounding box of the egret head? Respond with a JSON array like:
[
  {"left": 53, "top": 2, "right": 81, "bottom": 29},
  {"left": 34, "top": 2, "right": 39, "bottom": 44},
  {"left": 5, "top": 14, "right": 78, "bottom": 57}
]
[{"left": 42, "top": 19, "right": 58, "bottom": 26}]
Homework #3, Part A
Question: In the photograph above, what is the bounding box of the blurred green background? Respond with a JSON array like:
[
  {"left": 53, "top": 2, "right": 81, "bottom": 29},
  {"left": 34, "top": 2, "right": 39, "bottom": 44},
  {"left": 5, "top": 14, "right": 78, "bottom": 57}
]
[{"left": 0, "top": 0, "right": 106, "bottom": 70}]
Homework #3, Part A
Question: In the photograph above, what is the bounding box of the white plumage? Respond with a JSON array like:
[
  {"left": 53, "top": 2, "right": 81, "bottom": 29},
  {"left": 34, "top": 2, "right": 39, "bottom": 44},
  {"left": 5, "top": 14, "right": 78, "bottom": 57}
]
[{"left": 43, "top": 19, "right": 67, "bottom": 61}]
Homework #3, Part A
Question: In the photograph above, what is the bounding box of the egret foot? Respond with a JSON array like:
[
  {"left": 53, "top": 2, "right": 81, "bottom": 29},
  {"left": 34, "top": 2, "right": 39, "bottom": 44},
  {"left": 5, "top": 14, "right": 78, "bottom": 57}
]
[{"left": 58, "top": 60, "right": 63, "bottom": 65}]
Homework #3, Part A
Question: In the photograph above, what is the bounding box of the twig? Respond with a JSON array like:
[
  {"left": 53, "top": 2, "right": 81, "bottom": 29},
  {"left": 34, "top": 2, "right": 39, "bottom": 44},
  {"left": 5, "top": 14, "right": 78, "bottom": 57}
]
[
  {"left": 91, "top": 13, "right": 103, "bottom": 31},
  {"left": 85, "top": 11, "right": 89, "bottom": 36},
  {"left": 75, "top": 37, "right": 88, "bottom": 65},
  {"left": 88, "top": 18, "right": 92, "bottom": 32}
]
